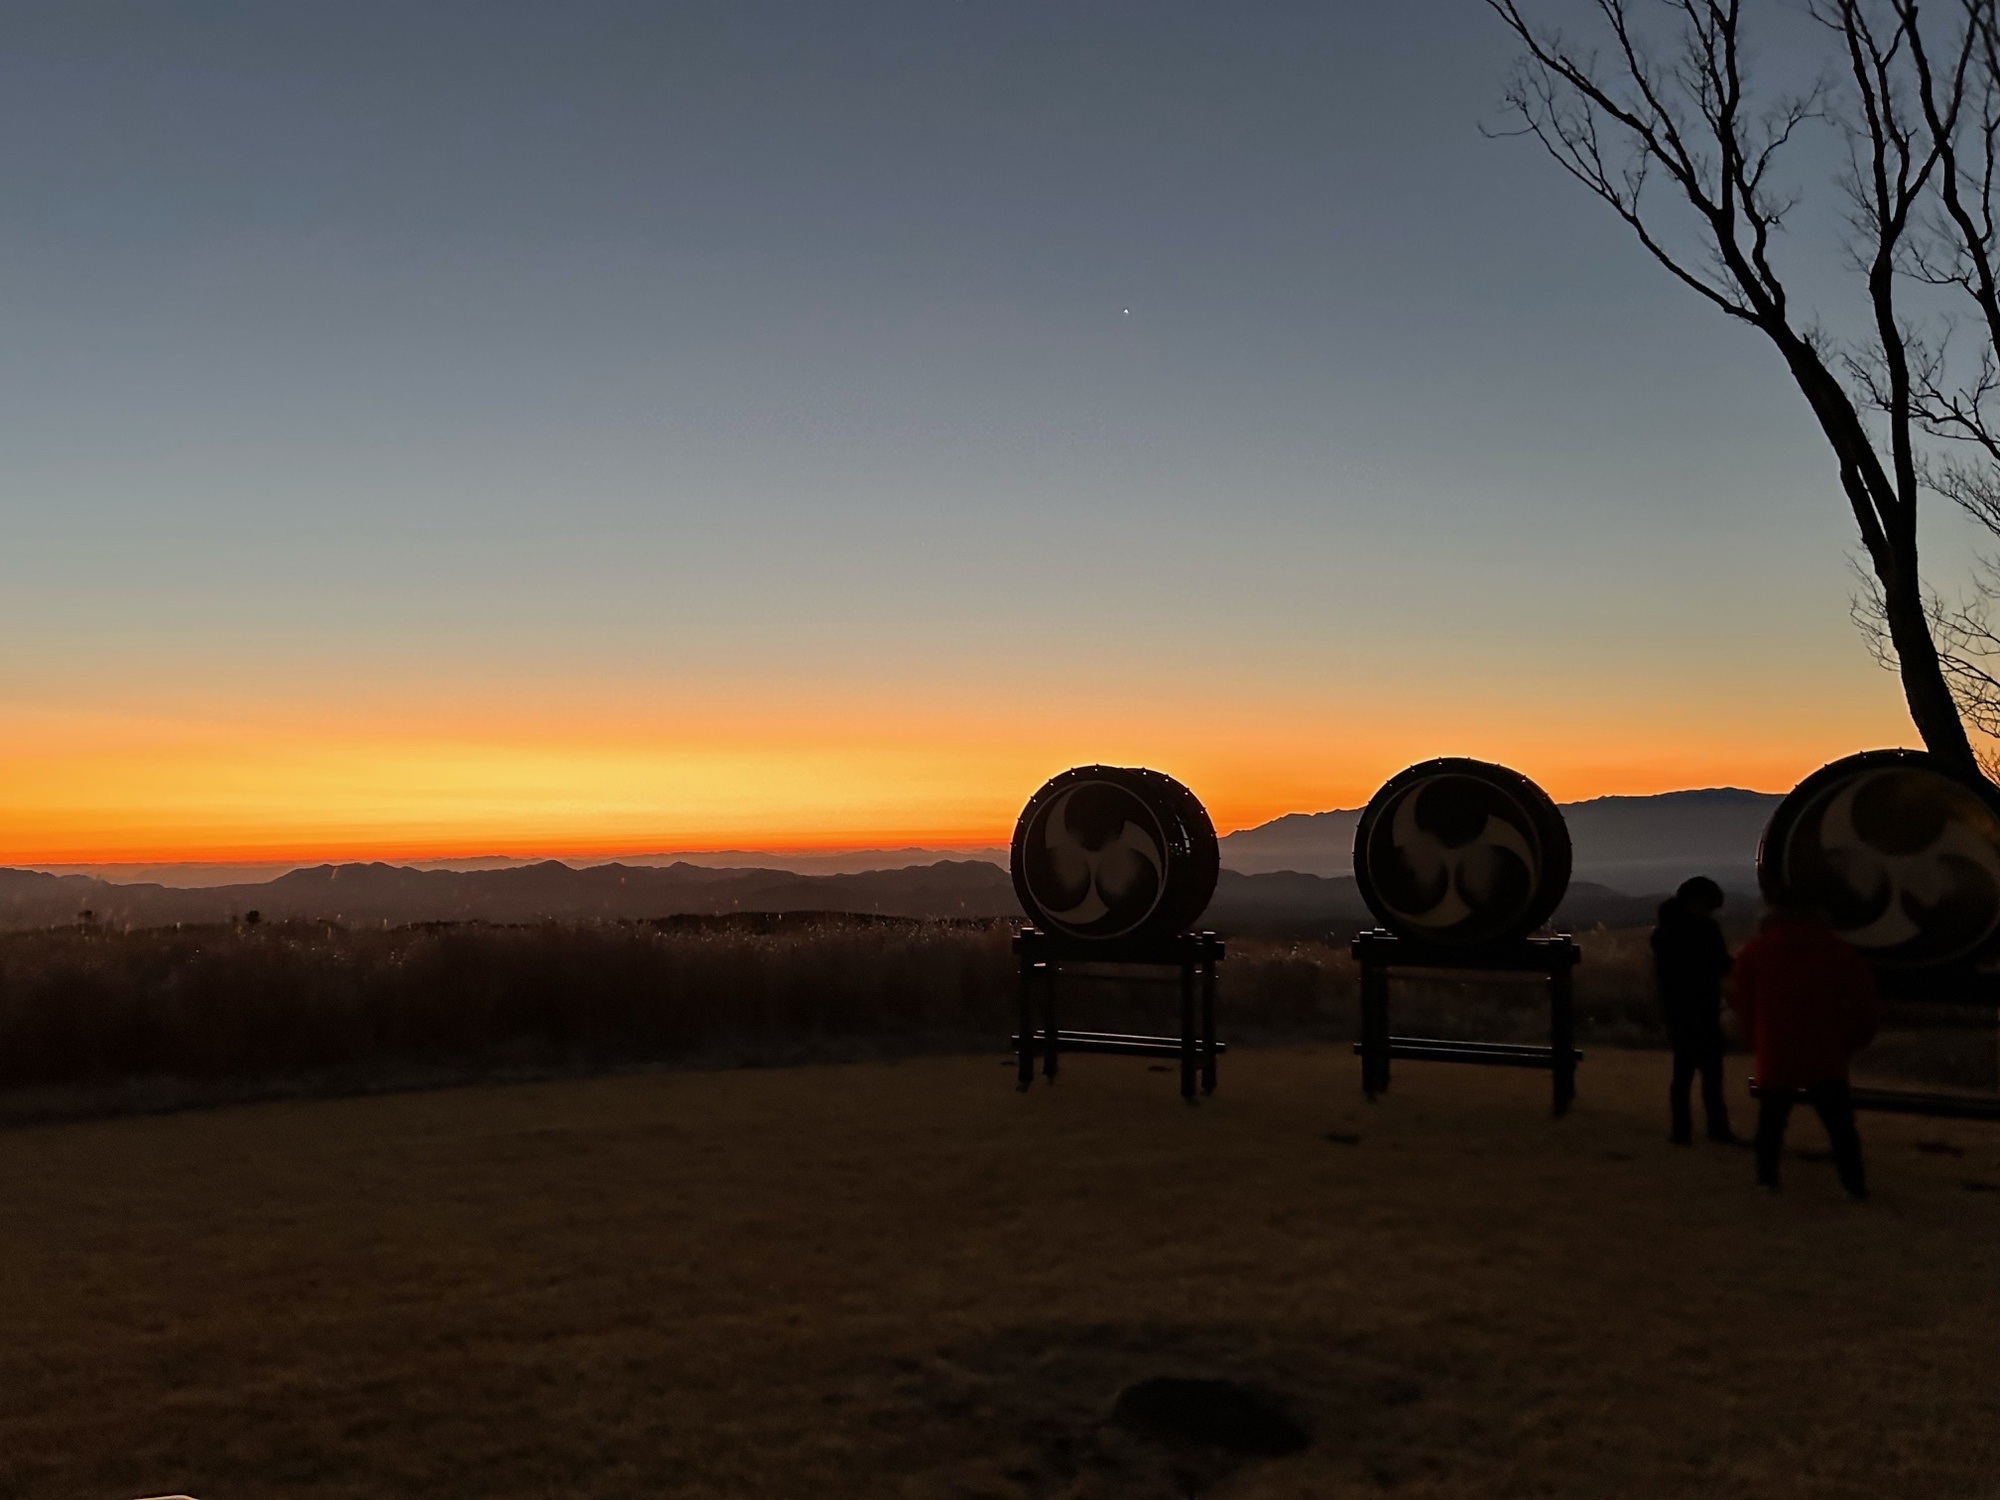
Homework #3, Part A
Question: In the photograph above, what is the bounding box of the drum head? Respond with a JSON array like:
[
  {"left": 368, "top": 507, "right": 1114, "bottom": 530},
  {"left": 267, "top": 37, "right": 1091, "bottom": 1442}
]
[
  {"left": 1759, "top": 750, "right": 2000, "bottom": 969},
  {"left": 1011, "top": 766, "right": 1217, "bottom": 943},
  {"left": 1353, "top": 758, "right": 1572, "bottom": 947}
]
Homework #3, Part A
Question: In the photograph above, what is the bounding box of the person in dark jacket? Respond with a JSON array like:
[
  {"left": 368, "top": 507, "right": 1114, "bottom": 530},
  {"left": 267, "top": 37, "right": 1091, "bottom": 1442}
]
[
  {"left": 1730, "top": 899, "right": 1881, "bottom": 1198},
  {"left": 1650, "top": 876, "right": 1736, "bottom": 1144}
]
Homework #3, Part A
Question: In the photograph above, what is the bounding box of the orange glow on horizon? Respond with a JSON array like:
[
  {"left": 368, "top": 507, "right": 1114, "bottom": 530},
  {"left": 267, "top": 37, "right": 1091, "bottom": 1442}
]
[{"left": 0, "top": 671, "right": 1916, "bottom": 866}]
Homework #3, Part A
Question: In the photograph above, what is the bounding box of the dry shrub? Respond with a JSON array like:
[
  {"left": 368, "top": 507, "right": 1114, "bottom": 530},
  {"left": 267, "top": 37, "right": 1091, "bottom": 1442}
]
[
  {"left": 0, "top": 919, "right": 1985, "bottom": 1101},
  {"left": 0, "top": 921, "right": 1365, "bottom": 1096},
  {"left": 1572, "top": 926, "right": 1668, "bottom": 1044},
  {"left": 0, "top": 923, "right": 1680, "bottom": 1095},
  {"left": 1220, "top": 929, "right": 1672, "bottom": 1050},
  {"left": 0, "top": 916, "right": 1022, "bottom": 1093}
]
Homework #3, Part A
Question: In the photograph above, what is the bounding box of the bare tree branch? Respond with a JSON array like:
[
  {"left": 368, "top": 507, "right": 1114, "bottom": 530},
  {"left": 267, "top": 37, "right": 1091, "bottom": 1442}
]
[{"left": 1488, "top": 0, "right": 1987, "bottom": 779}]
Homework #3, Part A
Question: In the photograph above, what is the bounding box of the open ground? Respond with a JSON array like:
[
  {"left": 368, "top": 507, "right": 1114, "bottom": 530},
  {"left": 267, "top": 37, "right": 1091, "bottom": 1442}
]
[{"left": 2, "top": 1047, "right": 1995, "bottom": 1499}]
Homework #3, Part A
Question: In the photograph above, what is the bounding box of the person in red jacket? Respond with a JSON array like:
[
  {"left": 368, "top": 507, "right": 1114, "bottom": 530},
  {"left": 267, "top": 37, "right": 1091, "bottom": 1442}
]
[{"left": 1728, "top": 898, "right": 1881, "bottom": 1198}]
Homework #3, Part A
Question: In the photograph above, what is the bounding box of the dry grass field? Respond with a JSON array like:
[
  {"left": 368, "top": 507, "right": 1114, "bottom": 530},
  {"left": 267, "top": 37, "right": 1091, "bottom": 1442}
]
[{"left": 2, "top": 1047, "right": 1995, "bottom": 1500}]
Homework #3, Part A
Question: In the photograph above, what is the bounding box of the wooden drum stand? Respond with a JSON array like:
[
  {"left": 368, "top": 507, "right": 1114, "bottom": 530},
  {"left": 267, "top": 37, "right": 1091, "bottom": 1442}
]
[
  {"left": 1012, "top": 928, "right": 1226, "bottom": 1103},
  {"left": 1351, "top": 928, "right": 1583, "bottom": 1117}
]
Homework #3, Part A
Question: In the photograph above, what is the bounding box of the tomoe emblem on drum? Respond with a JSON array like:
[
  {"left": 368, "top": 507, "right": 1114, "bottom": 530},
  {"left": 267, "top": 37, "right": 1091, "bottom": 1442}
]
[
  {"left": 1766, "top": 753, "right": 2000, "bottom": 967},
  {"left": 1011, "top": 767, "right": 1218, "bottom": 945},
  {"left": 1379, "top": 780, "right": 1538, "bottom": 930},
  {"left": 1354, "top": 759, "right": 1572, "bottom": 948},
  {"left": 1021, "top": 780, "right": 1168, "bottom": 937}
]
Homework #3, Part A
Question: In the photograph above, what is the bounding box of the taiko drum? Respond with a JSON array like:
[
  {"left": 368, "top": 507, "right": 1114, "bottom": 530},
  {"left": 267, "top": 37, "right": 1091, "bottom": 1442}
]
[
  {"left": 1759, "top": 749, "right": 2000, "bottom": 970},
  {"left": 1011, "top": 766, "right": 1219, "bottom": 945},
  {"left": 1353, "top": 757, "right": 1572, "bottom": 947}
]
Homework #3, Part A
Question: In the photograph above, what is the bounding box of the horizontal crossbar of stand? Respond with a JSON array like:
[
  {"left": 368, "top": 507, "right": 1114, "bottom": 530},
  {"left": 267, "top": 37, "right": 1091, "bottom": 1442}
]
[
  {"left": 1013, "top": 1029, "right": 1225, "bottom": 1059},
  {"left": 1355, "top": 1035, "right": 1583, "bottom": 1069},
  {"left": 1013, "top": 929, "right": 1225, "bottom": 966},
  {"left": 1019, "top": 967, "right": 1203, "bottom": 986},
  {"left": 1877, "top": 972, "right": 2000, "bottom": 1006},
  {"left": 1349, "top": 928, "right": 1580, "bottom": 974},
  {"left": 1752, "top": 1082, "right": 2000, "bottom": 1120}
]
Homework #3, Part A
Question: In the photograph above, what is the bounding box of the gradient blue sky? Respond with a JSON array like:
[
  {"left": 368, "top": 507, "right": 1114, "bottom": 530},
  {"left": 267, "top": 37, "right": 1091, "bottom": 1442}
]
[{"left": 0, "top": 1, "right": 1974, "bottom": 858}]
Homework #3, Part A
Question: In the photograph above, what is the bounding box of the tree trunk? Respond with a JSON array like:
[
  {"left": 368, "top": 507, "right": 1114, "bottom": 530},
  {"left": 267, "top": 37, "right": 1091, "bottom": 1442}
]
[
  {"left": 1879, "top": 555, "right": 1982, "bottom": 777},
  {"left": 1772, "top": 331, "right": 1984, "bottom": 780}
]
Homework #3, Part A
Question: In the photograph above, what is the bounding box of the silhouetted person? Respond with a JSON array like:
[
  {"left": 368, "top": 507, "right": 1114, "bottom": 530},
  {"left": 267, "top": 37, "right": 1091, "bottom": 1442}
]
[
  {"left": 1729, "top": 899, "right": 1881, "bottom": 1199},
  {"left": 1650, "top": 875, "right": 1735, "bottom": 1144}
]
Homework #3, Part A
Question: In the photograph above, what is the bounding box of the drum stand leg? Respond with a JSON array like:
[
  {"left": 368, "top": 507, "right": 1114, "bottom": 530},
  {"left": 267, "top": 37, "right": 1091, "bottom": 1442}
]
[
  {"left": 1550, "top": 964, "right": 1576, "bottom": 1117},
  {"left": 1041, "top": 962, "right": 1059, "bottom": 1083},
  {"left": 1016, "top": 955, "right": 1036, "bottom": 1092},
  {"left": 1200, "top": 956, "right": 1218, "bottom": 1096},
  {"left": 1360, "top": 960, "right": 1390, "bottom": 1100},
  {"left": 1179, "top": 959, "right": 1197, "bottom": 1104}
]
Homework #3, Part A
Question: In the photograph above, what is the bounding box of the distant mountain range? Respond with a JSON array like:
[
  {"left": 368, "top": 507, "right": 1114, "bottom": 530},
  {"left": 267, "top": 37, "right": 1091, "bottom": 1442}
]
[
  {"left": 26, "top": 789, "right": 1778, "bottom": 895},
  {"left": 0, "top": 859, "right": 1669, "bottom": 939},
  {"left": 0, "top": 789, "right": 1784, "bottom": 935},
  {"left": 1217, "top": 787, "right": 1782, "bottom": 891},
  {"left": 0, "top": 860, "right": 1018, "bottom": 933},
  {"left": 27, "top": 847, "right": 1014, "bottom": 889}
]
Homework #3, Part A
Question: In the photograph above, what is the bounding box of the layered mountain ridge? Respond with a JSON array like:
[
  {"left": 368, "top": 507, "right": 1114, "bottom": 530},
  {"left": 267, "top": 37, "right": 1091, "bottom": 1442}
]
[
  {"left": 0, "top": 789, "right": 1783, "bottom": 935},
  {"left": 1216, "top": 787, "right": 1781, "bottom": 889}
]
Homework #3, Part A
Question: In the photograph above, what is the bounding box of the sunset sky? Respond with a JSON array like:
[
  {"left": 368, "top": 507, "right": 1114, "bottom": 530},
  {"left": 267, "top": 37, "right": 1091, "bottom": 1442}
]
[{"left": 0, "top": 2, "right": 1969, "bottom": 864}]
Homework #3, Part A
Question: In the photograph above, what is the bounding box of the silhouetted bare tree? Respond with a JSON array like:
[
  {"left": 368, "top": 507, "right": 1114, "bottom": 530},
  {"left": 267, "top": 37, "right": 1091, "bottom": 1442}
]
[
  {"left": 1854, "top": 552, "right": 2000, "bottom": 773},
  {"left": 1488, "top": 0, "right": 2000, "bottom": 780}
]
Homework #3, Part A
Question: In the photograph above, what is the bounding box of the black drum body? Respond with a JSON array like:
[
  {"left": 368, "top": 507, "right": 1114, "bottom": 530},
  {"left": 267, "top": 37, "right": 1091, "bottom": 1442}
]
[
  {"left": 1353, "top": 758, "right": 1572, "bottom": 948},
  {"left": 1758, "top": 750, "right": 2000, "bottom": 971},
  {"left": 1011, "top": 766, "right": 1220, "bottom": 946}
]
